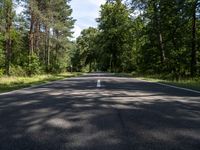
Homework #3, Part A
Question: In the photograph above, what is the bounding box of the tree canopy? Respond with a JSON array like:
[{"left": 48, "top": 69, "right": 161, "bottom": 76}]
[
  {"left": 0, "top": 0, "right": 200, "bottom": 78},
  {"left": 0, "top": 0, "right": 75, "bottom": 75},
  {"left": 74, "top": 0, "right": 200, "bottom": 78}
]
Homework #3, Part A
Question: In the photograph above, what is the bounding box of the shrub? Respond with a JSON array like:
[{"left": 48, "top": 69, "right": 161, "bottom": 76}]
[
  {"left": 25, "top": 54, "right": 41, "bottom": 76},
  {"left": 10, "top": 65, "right": 27, "bottom": 76},
  {"left": 0, "top": 68, "right": 4, "bottom": 77}
]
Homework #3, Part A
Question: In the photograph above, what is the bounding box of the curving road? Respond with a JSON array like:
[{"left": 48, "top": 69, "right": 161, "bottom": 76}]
[{"left": 0, "top": 73, "right": 200, "bottom": 150}]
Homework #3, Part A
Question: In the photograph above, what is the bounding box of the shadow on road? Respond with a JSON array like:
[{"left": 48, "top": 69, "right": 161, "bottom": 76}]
[{"left": 0, "top": 75, "right": 200, "bottom": 150}]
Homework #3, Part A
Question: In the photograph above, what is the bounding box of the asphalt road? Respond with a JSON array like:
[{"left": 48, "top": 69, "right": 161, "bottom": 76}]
[{"left": 0, "top": 73, "right": 200, "bottom": 150}]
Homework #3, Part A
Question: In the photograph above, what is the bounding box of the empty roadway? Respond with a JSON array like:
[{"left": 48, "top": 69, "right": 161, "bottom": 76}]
[{"left": 0, "top": 73, "right": 200, "bottom": 150}]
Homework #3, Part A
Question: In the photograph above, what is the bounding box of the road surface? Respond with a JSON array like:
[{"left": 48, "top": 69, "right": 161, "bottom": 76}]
[{"left": 0, "top": 73, "right": 200, "bottom": 150}]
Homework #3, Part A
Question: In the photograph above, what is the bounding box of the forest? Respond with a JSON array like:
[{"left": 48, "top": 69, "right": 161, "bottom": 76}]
[{"left": 0, "top": 0, "right": 200, "bottom": 79}]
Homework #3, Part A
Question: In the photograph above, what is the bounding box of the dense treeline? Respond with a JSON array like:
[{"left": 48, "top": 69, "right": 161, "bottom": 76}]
[
  {"left": 1, "top": 0, "right": 200, "bottom": 78},
  {"left": 0, "top": 0, "right": 74, "bottom": 76},
  {"left": 74, "top": 0, "right": 200, "bottom": 78}
]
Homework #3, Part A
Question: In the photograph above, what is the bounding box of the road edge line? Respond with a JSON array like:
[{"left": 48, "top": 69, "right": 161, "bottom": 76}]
[{"left": 135, "top": 78, "right": 200, "bottom": 94}]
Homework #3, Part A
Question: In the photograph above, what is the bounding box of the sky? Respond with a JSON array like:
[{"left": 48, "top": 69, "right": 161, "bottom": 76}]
[{"left": 70, "top": 0, "right": 106, "bottom": 38}]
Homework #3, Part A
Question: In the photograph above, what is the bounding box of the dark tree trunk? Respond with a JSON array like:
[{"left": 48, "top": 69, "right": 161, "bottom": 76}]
[
  {"left": 28, "top": 2, "right": 36, "bottom": 76},
  {"left": 153, "top": 2, "right": 166, "bottom": 66},
  {"left": 89, "top": 62, "right": 92, "bottom": 72},
  {"left": 4, "top": 0, "right": 12, "bottom": 76},
  {"left": 191, "top": 1, "right": 197, "bottom": 77},
  {"left": 5, "top": 35, "right": 12, "bottom": 76},
  {"left": 29, "top": 10, "right": 35, "bottom": 57},
  {"left": 159, "top": 32, "right": 166, "bottom": 64},
  {"left": 34, "top": 20, "right": 40, "bottom": 54},
  {"left": 45, "top": 26, "right": 50, "bottom": 72}
]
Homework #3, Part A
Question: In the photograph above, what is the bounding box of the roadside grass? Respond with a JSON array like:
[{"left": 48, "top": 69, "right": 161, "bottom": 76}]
[
  {"left": 164, "top": 79, "right": 200, "bottom": 91},
  {"left": 136, "top": 76, "right": 200, "bottom": 91},
  {"left": 0, "top": 72, "right": 82, "bottom": 93},
  {"left": 115, "top": 72, "right": 200, "bottom": 91}
]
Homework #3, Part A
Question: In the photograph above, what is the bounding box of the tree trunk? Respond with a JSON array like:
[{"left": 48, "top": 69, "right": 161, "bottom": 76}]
[
  {"left": 191, "top": 1, "right": 197, "bottom": 76},
  {"left": 45, "top": 26, "right": 50, "bottom": 72},
  {"left": 159, "top": 32, "right": 166, "bottom": 64},
  {"left": 113, "top": 52, "right": 117, "bottom": 73},
  {"left": 110, "top": 54, "right": 113, "bottom": 72},
  {"left": 29, "top": 10, "right": 35, "bottom": 57},
  {"left": 153, "top": 2, "right": 166, "bottom": 65},
  {"left": 89, "top": 62, "right": 91, "bottom": 72},
  {"left": 5, "top": 34, "right": 12, "bottom": 76},
  {"left": 4, "top": 0, "right": 13, "bottom": 76},
  {"left": 28, "top": 1, "right": 36, "bottom": 76},
  {"left": 34, "top": 20, "right": 40, "bottom": 55}
]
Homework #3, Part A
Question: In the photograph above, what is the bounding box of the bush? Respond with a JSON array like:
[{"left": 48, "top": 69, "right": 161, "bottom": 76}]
[
  {"left": 0, "top": 68, "right": 4, "bottom": 77},
  {"left": 10, "top": 65, "right": 27, "bottom": 76},
  {"left": 26, "top": 54, "right": 42, "bottom": 76}
]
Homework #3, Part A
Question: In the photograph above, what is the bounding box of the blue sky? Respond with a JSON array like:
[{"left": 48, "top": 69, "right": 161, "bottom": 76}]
[{"left": 70, "top": 0, "right": 106, "bottom": 38}]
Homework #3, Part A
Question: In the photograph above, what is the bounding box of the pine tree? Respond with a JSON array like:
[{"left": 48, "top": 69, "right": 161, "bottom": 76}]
[{"left": 3, "top": 0, "right": 14, "bottom": 75}]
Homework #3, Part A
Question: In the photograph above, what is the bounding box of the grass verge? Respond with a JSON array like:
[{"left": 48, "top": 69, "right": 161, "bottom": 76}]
[
  {"left": 0, "top": 72, "right": 82, "bottom": 93},
  {"left": 137, "top": 76, "right": 200, "bottom": 91},
  {"left": 115, "top": 73, "right": 200, "bottom": 92}
]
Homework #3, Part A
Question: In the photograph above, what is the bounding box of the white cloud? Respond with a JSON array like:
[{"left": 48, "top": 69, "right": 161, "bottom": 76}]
[
  {"left": 72, "top": 25, "right": 82, "bottom": 39},
  {"left": 70, "top": 0, "right": 106, "bottom": 38},
  {"left": 87, "top": 0, "right": 106, "bottom": 6}
]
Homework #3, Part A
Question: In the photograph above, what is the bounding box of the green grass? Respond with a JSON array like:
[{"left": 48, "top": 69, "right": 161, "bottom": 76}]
[
  {"left": 0, "top": 72, "right": 82, "bottom": 93},
  {"left": 115, "top": 72, "right": 200, "bottom": 91},
  {"left": 135, "top": 74, "right": 200, "bottom": 91},
  {"left": 2, "top": 72, "right": 199, "bottom": 93},
  {"left": 163, "top": 79, "right": 200, "bottom": 91}
]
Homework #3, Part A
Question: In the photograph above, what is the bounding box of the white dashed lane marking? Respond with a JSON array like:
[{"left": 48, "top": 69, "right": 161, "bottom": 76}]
[{"left": 97, "top": 80, "right": 101, "bottom": 88}]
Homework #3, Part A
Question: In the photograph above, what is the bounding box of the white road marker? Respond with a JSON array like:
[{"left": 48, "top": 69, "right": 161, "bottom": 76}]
[{"left": 97, "top": 80, "right": 101, "bottom": 88}]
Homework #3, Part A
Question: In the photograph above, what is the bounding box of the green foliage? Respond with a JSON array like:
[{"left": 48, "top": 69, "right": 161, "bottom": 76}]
[
  {"left": 0, "top": 68, "right": 4, "bottom": 77},
  {"left": 46, "top": 0, "right": 75, "bottom": 73},
  {"left": 127, "top": 0, "right": 200, "bottom": 77},
  {"left": 0, "top": 0, "right": 199, "bottom": 78},
  {"left": 0, "top": 33, "right": 4, "bottom": 68},
  {"left": 10, "top": 65, "right": 27, "bottom": 76},
  {"left": 76, "top": 27, "right": 99, "bottom": 72},
  {"left": 70, "top": 42, "right": 82, "bottom": 72},
  {"left": 70, "top": 0, "right": 200, "bottom": 78},
  {"left": 97, "top": 0, "right": 134, "bottom": 72},
  {"left": 26, "top": 54, "right": 41, "bottom": 75},
  {"left": 0, "top": 0, "right": 75, "bottom": 76}
]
